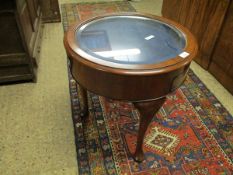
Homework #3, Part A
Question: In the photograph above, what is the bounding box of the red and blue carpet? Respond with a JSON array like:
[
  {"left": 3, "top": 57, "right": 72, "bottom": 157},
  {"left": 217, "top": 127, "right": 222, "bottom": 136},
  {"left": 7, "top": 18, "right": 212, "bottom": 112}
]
[{"left": 61, "top": 2, "right": 233, "bottom": 174}]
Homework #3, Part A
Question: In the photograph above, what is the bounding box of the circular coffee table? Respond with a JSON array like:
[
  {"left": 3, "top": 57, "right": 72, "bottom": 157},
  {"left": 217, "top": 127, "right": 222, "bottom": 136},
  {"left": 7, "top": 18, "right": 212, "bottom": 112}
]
[{"left": 64, "top": 12, "right": 198, "bottom": 162}]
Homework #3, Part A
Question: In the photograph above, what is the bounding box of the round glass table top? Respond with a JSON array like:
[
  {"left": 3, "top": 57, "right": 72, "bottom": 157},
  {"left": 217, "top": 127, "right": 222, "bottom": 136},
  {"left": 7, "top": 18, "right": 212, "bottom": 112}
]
[{"left": 75, "top": 15, "right": 187, "bottom": 65}]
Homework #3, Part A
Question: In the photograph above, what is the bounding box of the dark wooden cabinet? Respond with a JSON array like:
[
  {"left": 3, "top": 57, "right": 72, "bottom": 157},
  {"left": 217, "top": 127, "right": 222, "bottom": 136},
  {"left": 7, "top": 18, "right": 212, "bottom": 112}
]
[
  {"left": 39, "top": 0, "right": 61, "bottom": 23},
  {"left": 162, "top": 0, "right": 230, "bottom": 69},
  {"left": 209, "top": 0, "right": 233, "bottom": 94},
  {"left": 0, "top": 0, "right": 43, "bottom": 83},
  {"left": 162, "top": 0, "right": 233, "bottom": 94}
]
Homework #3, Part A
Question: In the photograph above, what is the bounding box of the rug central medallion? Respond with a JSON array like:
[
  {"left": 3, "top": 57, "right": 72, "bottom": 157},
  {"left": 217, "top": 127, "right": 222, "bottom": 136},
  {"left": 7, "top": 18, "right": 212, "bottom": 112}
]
[{"left": 144, "top": 126, "right": 180, "bottom": 157}]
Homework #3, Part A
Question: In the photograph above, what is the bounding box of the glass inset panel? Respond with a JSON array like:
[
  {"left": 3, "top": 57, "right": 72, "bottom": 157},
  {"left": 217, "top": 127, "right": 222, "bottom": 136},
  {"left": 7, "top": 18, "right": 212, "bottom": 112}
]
[{"left": 76, "top": 16, "right": 186, "bottom": 65}]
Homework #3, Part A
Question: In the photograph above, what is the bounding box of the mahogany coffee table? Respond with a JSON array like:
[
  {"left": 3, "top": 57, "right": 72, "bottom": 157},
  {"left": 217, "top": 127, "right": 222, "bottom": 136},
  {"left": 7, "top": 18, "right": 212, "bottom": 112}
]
[{"left": 64, "top": 13, "right": 198, "bottom": 162}]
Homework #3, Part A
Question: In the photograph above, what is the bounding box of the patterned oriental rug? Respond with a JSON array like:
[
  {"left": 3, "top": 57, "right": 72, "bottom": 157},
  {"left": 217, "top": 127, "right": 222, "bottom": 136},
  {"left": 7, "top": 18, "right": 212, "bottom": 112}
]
[{"left": 61, "top": 2, "right": 233, "bottom": 175}]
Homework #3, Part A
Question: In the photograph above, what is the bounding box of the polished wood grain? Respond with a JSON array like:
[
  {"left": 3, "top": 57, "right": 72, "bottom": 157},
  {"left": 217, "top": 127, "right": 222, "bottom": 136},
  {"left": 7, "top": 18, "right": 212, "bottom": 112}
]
[
  {"left": 64, "top": 13, "right": 198, "bottom": 162},
  {"left": 209, "top": 0, "right": 233, "bottom": 94},
  {"left": 162, "top": 0, "right": 233, "bottom": 95},
  {"left": 162, "top": 0, "right": 230, "bottom": 69}
]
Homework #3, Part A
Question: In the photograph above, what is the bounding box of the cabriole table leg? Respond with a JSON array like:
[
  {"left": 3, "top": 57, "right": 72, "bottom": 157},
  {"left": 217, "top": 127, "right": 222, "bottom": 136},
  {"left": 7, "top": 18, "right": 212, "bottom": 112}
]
[{"left": 133, "top": 97, "right": 166, "bottom": 162}]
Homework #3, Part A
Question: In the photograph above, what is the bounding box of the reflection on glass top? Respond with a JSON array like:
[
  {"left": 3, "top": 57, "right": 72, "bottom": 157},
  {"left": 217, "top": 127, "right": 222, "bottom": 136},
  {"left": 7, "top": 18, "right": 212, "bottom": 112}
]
[{"left": 75, "top": 16, "right": 186, "bottom": 65}]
